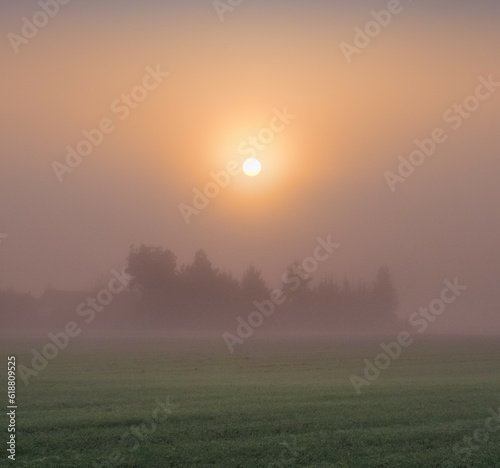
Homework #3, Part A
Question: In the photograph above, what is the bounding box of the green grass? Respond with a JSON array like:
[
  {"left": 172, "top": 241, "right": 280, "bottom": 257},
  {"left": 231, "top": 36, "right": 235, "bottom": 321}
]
[{"left": 1, "top": 334, "right": 500, "bottom": 467}]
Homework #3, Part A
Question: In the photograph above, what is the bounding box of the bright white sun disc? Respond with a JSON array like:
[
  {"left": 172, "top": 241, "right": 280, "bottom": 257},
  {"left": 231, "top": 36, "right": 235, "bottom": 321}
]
[{"left": 242, "top": 158, "right": 262, "bottom": 177}]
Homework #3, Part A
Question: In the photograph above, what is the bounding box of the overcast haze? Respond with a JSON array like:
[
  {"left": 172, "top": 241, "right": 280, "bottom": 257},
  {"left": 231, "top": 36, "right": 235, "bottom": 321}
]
[{"left": 1, "top": 0, "right": 499, "bottom": 333}]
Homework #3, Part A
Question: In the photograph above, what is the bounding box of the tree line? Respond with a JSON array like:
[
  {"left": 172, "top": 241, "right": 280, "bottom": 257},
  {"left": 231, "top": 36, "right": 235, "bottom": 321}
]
[
  {"left": 126, "top": 245, "right": 399, "bottom": 331},
  {"left": 0, "top": 244, "right": 399, "bottom": 332}
]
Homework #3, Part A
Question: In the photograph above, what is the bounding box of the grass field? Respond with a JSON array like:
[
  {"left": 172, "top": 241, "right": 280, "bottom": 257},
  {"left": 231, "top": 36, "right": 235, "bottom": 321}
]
[{"left": 1, "top": 333, "right": 500, "bottom": 467}]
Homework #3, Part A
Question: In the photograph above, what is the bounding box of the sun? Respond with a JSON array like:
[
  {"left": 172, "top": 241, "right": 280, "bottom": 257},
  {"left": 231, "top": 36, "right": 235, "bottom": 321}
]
[{"left": 242, "top": 158, "right": 262, "bottom": 177}]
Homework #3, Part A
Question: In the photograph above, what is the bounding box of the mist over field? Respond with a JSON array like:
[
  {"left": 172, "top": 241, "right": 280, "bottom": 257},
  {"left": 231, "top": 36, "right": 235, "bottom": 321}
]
[{"left": 1, "top": 0, "right": 500, "bottom": 467}]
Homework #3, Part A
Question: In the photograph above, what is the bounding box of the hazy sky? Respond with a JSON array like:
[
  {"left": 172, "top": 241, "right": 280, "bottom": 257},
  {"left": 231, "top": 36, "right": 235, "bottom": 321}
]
[{"left": 1, "top": 0, "right": 499, "bottom": 332}]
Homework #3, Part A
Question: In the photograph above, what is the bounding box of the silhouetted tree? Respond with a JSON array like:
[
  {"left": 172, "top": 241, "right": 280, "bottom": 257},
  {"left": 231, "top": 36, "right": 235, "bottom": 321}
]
[
  {"left": 241, "top": 265, "right": 269, "bottom": 303},
  {"left": 127, "top": 245, "right": 177, "bottom": 294},
  {"left": 181, "top": 249, "right": 220, "bottom": 297},
  {"left": 126, "top": 245, "right": 179, "bottom": 321},
  {"left": 282, "top": 261, "right": 312, "bottom": 298},
  {"left": 280, "top": 261, "right": 314, "bottom": 327},
  {"left": 179, "top": 250, "right": 241, "bottom": 327}
]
